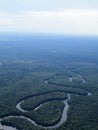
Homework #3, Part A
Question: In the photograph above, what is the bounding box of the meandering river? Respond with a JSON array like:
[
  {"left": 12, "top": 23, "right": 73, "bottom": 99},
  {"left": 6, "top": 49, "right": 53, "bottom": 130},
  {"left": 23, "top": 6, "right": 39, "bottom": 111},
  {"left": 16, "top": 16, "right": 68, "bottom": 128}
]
[{"left": 0, "top": 68, "right": 92, "bottom": 130}]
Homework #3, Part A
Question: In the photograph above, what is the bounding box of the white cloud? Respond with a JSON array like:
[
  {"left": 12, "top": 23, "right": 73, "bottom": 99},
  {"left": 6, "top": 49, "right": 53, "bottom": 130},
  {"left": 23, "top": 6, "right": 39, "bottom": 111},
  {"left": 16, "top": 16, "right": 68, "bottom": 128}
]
[{"left": 0, "top": 9, "right": 98, "bottom": 35}]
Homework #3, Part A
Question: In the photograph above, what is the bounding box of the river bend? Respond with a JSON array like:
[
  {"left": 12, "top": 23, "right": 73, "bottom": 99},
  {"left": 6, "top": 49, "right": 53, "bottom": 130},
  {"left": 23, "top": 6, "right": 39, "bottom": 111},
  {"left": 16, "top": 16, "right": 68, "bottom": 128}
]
[{"left": 0, "top": 68, "right": 92, "bottom": 130}]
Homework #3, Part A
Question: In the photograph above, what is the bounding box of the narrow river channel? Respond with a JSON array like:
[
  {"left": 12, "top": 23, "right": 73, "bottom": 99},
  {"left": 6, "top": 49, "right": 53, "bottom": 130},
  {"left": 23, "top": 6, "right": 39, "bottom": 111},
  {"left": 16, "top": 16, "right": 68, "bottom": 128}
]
[{"left": 0, "top": 68, "right": 92, "bottom": 130}]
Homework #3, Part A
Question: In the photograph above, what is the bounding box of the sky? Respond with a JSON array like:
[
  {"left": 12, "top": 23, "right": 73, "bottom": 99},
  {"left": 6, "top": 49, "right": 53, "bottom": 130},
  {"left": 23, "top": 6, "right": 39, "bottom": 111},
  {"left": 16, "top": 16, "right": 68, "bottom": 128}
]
[{"left": 0, "top": 0, "right": 98, "bottom": 35}]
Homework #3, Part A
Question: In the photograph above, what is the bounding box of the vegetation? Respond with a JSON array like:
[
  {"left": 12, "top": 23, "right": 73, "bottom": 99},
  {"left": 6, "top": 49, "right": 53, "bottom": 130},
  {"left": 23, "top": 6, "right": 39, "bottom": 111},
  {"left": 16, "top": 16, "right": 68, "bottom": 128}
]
[
  {"left": 21, "top": 92, "right": 67, "bottom": 110},
  {"left": 29, "top": 101, "right": 64, "bottom": 126},
  {"left": 0, "top": 35, "right": 98, "bottom": 130},
  {"left": 1, "top": 117, "right": 44, "bottom": 130}
]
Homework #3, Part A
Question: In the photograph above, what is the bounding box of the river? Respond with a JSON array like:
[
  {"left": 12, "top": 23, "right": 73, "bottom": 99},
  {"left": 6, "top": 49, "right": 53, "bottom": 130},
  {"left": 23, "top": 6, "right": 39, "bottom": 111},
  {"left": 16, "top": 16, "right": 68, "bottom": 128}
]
[{"left": 0, "top": 68, "right": 92, "bottom": 130}]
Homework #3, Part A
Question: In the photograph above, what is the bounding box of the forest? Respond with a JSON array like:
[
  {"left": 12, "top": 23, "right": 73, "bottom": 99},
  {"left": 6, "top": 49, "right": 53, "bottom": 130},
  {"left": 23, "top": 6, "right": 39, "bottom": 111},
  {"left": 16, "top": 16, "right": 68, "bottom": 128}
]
[{"left": 0, "top": 34, "right": 98, "bottom": 130}]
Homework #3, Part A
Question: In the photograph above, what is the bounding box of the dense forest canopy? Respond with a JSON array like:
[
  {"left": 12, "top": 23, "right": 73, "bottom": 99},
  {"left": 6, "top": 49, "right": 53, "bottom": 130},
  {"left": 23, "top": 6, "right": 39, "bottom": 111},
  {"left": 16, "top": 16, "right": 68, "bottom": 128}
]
[{"left": 0, "top": 34, "right": 98, "bottom": 130}]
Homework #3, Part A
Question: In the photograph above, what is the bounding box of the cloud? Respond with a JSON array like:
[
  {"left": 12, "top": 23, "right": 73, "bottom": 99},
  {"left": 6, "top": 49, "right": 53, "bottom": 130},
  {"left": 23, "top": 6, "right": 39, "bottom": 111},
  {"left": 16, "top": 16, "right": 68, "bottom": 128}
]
[{"left": 0, "top": 9, "right": 98, "bottom": 35}]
